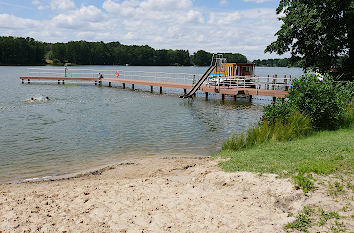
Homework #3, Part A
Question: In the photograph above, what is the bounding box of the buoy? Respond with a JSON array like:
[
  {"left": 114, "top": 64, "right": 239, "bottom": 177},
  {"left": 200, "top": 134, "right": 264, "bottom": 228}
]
[{"left": 115, "top": 70, "right": 120, "bottom": 77}]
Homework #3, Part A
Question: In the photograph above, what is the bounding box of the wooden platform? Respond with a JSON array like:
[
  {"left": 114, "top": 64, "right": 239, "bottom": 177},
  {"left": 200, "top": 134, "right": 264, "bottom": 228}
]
[{"left": 19, "top": 76, "right": 288, "bottom": 99}]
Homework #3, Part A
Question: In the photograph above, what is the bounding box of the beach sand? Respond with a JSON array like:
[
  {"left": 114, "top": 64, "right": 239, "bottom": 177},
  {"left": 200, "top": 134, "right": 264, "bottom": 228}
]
[{"left": 0, "top": 157, "right": 307, "bottom": 232}]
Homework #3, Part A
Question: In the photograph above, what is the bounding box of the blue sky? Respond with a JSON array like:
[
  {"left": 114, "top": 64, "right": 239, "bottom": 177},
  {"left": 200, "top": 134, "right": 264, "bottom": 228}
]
[{"left": 0, "top": 0, "right": 284, "bottom": 60}]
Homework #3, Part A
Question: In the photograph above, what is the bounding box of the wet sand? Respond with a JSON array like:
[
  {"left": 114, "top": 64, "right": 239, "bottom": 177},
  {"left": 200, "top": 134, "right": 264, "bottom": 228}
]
[{"left": 0, "top": 157, "right": 307, "bottom": 232}]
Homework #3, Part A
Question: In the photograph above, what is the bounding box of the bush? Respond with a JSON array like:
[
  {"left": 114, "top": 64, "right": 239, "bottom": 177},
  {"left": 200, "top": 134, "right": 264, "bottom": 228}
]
[
  {"left": 288, "top": 74, "right": 346, "bottom": 130},
  {"left": 261, "top": 100, "right": 293, "bottom": 125}
]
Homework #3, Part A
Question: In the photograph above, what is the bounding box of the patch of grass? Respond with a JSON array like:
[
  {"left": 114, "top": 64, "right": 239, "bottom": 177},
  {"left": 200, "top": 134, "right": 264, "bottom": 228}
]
[
  {"left": 287, "top": 207, "right": 345, "bottom": 232},
  {"left": 222, "top": 112, "right": 312, "bottom": 151},
  {"left": 318, "top": 208, "right": 340, "bottom": 226},
  {"left": 328, "top": 181, "right": 345, "bottom": 196},
  {"left": 294, "top": 172, "right": 315, "bottom": 194},
  {"left": 286, "top": 206, "right": 314, "bottom": 232},
  {"left": 216, "top": 125, "right": 354, "bottom": 178},
  {"left": 330, "top": 220, "right": 346, "bottom": 233}
]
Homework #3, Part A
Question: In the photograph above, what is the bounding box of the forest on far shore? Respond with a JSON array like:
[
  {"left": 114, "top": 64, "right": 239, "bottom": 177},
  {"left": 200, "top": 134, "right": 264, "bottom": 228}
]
[{"left": 0, "top": 36, "right": 294, "bottom": 67}]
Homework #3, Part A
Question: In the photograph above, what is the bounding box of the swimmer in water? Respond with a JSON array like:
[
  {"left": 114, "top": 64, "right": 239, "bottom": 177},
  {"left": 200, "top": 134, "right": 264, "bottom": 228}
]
[
  {"left": 45, "top": 96, "right": 50, "bottom": 101},
  {"left": 30, "top": 97, "right": 35, "bottom": 102}
]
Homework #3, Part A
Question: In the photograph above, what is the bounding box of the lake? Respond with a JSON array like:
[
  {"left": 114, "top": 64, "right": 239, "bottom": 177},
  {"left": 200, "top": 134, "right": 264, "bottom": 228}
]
[{"left": 0, "top": 66, "right": 303, "bottom": 183}]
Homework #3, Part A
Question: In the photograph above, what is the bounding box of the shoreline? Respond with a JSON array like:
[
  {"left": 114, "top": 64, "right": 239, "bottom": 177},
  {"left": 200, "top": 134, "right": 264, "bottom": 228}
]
[
  {"left": 2, "top": 154, "right": 210, "bottom": 185},
  {"left": 0, "top": 156, "right": 306, "bottom": 232}
]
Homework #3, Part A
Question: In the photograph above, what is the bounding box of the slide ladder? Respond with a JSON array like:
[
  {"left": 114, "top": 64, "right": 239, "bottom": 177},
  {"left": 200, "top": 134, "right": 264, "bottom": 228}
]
[{"left": 180, "top": 59, "right": 217, "bottom": 98}]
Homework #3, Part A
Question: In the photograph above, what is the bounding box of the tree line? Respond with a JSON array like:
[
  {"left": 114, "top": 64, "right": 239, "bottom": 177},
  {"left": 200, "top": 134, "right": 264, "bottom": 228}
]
[
  {"left": 0, "top": 36, "right": 247, "bottom": 66},
  {"left": 0, "top": 36, "right": 45, "bottom": 65},
  {"left": 252, "top": 58, "right": 299, "bottom": 67}
]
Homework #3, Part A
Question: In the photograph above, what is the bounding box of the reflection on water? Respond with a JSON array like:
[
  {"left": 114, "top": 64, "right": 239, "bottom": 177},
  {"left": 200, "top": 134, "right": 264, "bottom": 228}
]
[{"left": 0, "top": 66, "right": 303, "bottom": 183}]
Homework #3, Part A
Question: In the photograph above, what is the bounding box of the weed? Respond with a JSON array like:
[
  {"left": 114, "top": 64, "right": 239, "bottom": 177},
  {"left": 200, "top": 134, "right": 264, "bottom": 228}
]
[
  {"left": 286, "top": 206, "right": 313, "bottom": 232},
  {"left": 328, "top": 181, "right": 345, "bottom": 196},
  {"left": 330, "top": 220, "right": 346, "bottom": 233},
  {"left": 294, "top": 172, "right": 315, "bottom": 194},
  {"left": 340, "top": 206, "right": 350, "bottom": 212},
  {"left": 318, "top": 208, "right": 340, "bottom": 226}
]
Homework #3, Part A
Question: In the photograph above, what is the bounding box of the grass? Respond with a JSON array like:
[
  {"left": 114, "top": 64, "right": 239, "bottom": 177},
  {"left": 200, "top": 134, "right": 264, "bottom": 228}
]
[
  {"left": 286, "top": 206, "right": 314, "bottom": 232},
  {"left": 222, "top": 112, "right": 313, "bottom": 151},
  {"left": 286, "top": 206, "right": 343, "bottom": 232},
  {"left": 215, "top": 125, "right": 354, "bottom": 179}
]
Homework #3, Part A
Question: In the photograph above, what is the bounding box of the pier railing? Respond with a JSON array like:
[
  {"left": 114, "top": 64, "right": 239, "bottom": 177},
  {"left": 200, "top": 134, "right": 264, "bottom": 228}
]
[
  {"left": 27, "top": 68, "right": 292, "bottom": 91},
  {"left": 27, "top": 68, "right": 202, "bottom": 84}
]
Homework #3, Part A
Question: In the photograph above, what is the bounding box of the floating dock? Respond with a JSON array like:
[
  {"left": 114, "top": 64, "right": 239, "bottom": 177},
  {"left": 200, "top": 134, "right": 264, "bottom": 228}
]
[{"left": 20, "top": 67, "right": 290, "bottom": 101}]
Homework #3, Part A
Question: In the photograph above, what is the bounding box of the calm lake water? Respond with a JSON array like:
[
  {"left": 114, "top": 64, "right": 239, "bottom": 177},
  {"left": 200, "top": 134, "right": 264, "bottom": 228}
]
[{"left": 0, "top": 66, "right": 303, "bottom": 183}]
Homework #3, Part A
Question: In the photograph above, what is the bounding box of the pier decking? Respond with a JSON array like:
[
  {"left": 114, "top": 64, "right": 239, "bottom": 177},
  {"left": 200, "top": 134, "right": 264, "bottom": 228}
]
[
  {"left": 20, "top": 67, "right": 290, "bottom": 101},
  {"left": 20, "top": 76, "right": 288, "bottom": 99}
]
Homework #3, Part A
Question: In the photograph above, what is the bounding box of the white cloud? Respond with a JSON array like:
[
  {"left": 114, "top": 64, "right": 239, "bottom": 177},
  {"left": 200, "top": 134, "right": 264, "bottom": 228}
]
[
  {"left": 52, "top": 5, "right": 106, "bottom": 29},
  {"left": 220, "top": 0, "right": 228, "bottom": 6},
  {"left": 32, "top": 0, "right": 40, "bottom": 5},
  {"left": 50, "top": 0, "right": 75, "bottom": 10},
  {"left": 0, "top": 1, "right": 284, "bottom": 60},
  {"left": 0, "top": 14, "right": 41, "bottom": 29}
]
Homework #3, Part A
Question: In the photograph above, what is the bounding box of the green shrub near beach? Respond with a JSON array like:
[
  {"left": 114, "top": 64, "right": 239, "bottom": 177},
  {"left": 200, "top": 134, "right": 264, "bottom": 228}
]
[
  {"left": 288, "top": 74, "right": 353, "bottom": 130},
  {"left": 218, "top": 74, "right": 353, "bottom": 194},
  {"left": 223, "top": 74, "right": 353, "bottom": 152}
]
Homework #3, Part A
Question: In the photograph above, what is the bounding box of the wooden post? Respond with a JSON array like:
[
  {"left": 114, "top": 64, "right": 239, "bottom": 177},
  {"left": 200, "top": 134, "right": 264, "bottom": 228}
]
[
  {"left": 205, "top": 92, "right": 208, "bottom": 100},
  {"left": 95, "top": 81, "right": 97, "bottom": 85},
  {"left": 22, "top": 79, "right": 24, "bottom": 84},
  {"left": 234, "top": 95, "right": 237, "bottom": 101},
  {"left": 159, "top": 86, "right": 162, "bottom": 94},
  {"left": 132, "top": 84, "right": 135, "bottom": 90},
  {"left": 62, "top": 80, "right": 65, "bottom": 84},
  {"left": 28, "top": 79, "right": 30, "bottom": 84},
  {"left": 109, "top": 82, "right": 111, "bottom": 87},
  {"left": 284, "top": 75, "right": 288, "bottom": 91},
  {"left": 99, "top": 81, "right": 102, "bottom": 86},
  {"left": 184, "top": 89, "right": 187, "bottom": 94},
  {"left": 123, "top": 83, "right": 125, "bottom": 89},
  {"left": 221, "top": 94, "right": 225, "bottom": 100},
  {"left": 58, "top": 80, "right": 60, "bottom": 84},
  {"left": 272, "top": 75, "right": 276, "bottom": 90},
  {"left": 249, "top": 95, "right": 252, "bottom": 102},
  {"left": 267, "top": 75, "right": 269, "bottom": 90},
  {"left": 150, "top": 86, "right": 153, "bottom": 93},
  {"left": 273, "top": 97, "right": 276, "bottom": 103}
]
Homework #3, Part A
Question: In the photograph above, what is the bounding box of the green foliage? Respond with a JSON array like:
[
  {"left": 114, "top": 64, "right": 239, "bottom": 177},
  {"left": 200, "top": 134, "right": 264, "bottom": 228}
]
[
  {"left": 288, "top": 74, "right": 349, "bottom": 130},
  {"left": 190, "top": 50, "right": 247, "bottom": 66},
  {"left": 0, "top": 36, "right": 45, "bottom": 65},
  {"left": 261, "top": 101, "right": 293, "bottom": 125},
  {"left": 0, "top": 36, "right": 249, "bottom": 66},
  {"left": 51, "top": 41, "right": 192, "bottom": 66},
  {"left": 190, "top": 50, "right": 213, "bottom": 66},
  {"left": 318, "top": 208, "right": 340, "bottom": 226},
  {"left": 216, "top": 125, "right": 354, "bottom": 177},
  {"left": 252, "top": 58, "right": 298, "bottom": 67},
  {"left": 265, "top": 0, "right": 353, "bottom": 80},
  {"left": 222, "top": 53, "right": 247, "bottom": 64},
  {"left": 294, "top": 172, "right": 315, "bottom": 194},
  {"left": 222, "top": 111, "right": 312, "bottom": 151},
  {"left": 328, "top": 181, "right": 345, "bottom": 196},
  {"left": 286, "top": 206, "right": 314, "bottom": 232},
  {"left": 287, "top": 207, "right": 343, "bottom": 232}
]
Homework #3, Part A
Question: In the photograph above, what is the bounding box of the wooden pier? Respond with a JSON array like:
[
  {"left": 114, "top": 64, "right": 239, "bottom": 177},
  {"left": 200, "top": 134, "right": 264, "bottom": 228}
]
[{"left": 19, "top": 76, "right": 288, "bottom": 100}]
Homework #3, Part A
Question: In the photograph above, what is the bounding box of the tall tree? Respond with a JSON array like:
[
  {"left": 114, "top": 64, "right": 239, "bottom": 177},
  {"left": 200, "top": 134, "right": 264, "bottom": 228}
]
[{"left": 265, "top": 0, "right": 353, "bottom": 79}]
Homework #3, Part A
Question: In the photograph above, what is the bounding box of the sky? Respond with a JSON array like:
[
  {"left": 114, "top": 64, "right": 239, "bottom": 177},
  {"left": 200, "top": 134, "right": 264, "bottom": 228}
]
[{"left": 0, "top": 0, "right": 286, "bottom": 60}]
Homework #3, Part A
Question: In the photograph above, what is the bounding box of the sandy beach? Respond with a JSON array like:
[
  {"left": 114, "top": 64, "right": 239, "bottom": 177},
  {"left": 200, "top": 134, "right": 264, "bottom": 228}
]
[{"left": 0, "top": 156, "right": 350, "bottom": 233}]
